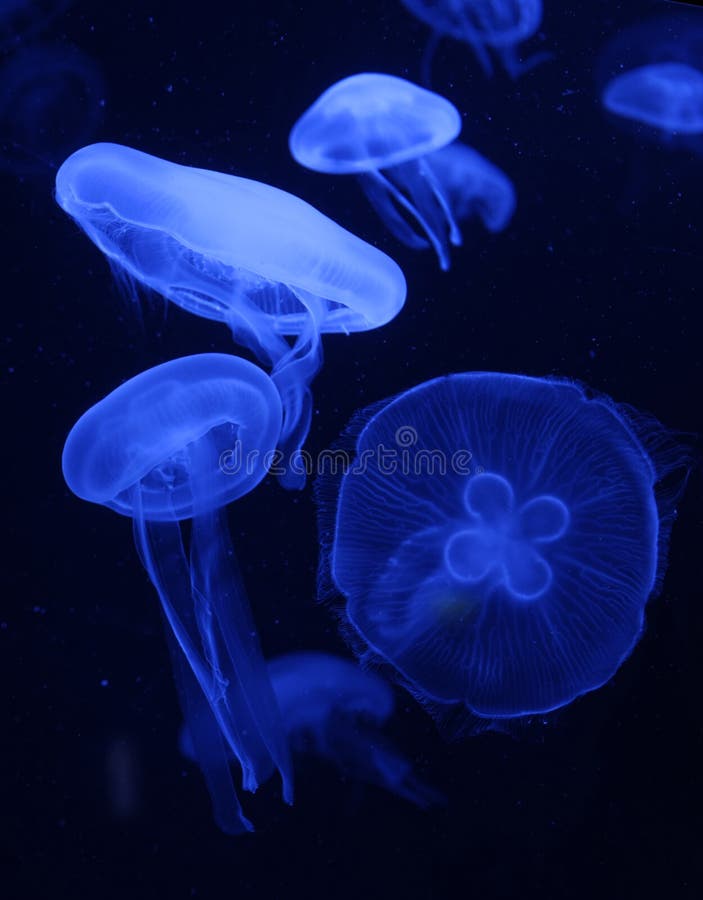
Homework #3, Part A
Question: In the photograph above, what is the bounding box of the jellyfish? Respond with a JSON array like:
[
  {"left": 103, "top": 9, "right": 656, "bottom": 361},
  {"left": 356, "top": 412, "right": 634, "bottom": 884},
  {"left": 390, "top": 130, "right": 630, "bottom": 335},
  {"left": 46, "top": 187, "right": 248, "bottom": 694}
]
[
  {"left": 0, "top": 0, "right": 73, "bottom": 54},
  {"left": 289, "top": 73, "right": 464, "bottom": 270},
  {"left": 399, "top": 0, "right": 545, "bottom": 79},
  {"left": 425, "top": 141, "right": 516, "bottom": 234},
  {"left": 55, "top": 143, "right": 406, "bottom": 489},
  {"left": 597, "top": 11, "right": 703, "bottom": 151},
  {"left": 180, "top": 652, "right": 440, "bottom": 810},
  {"left": 0, "top": 45, "right": 104, "bottom": 176},
  {"left": 62, "top": 354, "right": 293, "bottom": 833},
  {"left": 317, "top": 372, "right": 691, "bottom": 725},
  {"left": 603, "top": 63, "right": 703, "bottom": 134}
]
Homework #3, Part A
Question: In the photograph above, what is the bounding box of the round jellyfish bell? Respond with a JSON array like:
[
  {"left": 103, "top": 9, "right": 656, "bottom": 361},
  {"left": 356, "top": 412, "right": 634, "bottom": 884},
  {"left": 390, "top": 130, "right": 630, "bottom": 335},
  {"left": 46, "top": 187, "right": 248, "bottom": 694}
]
[
  {"left": 603, "top": 63, "right": 703, "bottom": 135},
  {"left": 317, "top": 372, "right": 691, "bottom": 724},
  {"left": 0, "top": 44, "right": 104, "bottom": 176},
  {"left": 289, "top": 73, "right": 464, "bottom": 271},
  {"left": 425, "top": 141, "right": 516, "bottom": 234},
  {"left": 63, "top": 354, "right": 293, "bottom": 834},
  {"left": 180, "top": 652, "right": 440, "bottom": 810},
  {"left": 55, "top": 142, "right": 406, "bottom": 489},
  {"left": 400, "top": 0, "right": 546, "bottom": 79}
]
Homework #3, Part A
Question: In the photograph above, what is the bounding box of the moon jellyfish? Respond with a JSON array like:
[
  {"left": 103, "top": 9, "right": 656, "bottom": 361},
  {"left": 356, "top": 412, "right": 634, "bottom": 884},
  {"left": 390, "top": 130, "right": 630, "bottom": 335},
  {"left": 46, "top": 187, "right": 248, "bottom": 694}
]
[
  {"left": 290, "top": 73, "right": 463, "bottom": 270},
  {"left": 425, "top": 141, "right": 516, "bottom": 234},
  {"left": 181, "top": 652, "right": 440, "bottom": 810},
  {"left": 317, "top": 373, "right": 691, "bottom": 725},
  {"left": 62, "top": 354, "right": 293, "bottom": 833},
  {"left": 0, "top": 45, "right": 104, "bottom": 176},
  {"left": 55, "top": 143, "right": 406, "bottom": 489},
  {"left": 603, "top": 63, "right": 703, "bottom": 134},
  {"left": 399, "top": 0, "right": 545, "bottom": 79},
  {"left": 597, "top": 11, "right": 703, "bottom": 152}
]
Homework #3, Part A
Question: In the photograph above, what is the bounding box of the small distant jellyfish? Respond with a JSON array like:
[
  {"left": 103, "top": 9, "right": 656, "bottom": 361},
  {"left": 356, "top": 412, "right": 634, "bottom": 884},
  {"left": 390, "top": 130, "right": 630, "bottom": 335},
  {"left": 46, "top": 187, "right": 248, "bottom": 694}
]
[
  {"left": 290, "top": 73, "right": 464, "bottom": 270},
  {"left": 425, "top": 141, "right": 516, "bottom": 234},
  {"left": 63, "top": 354, "right": 294, "bottom": 834},
  {"left": 317, "top": 373, "right": 691, "bottom": 725},
  {"left": 0, "top": 45, "right": 104, "bottom": 176},
  {"left": 0, "top": 0, "right": 73, "bottom": 54},
  {"left": 55, "top": 143, "right": 406, "bottom": 488},
  {"left": 400, "top": 0, "right": 546, "bottom": 79},
  {"left": 603, "top": 63, "right": 703, "bottom": 134},
  {"left": 181, "top": 652, "right": 440, "bottom": 810}
]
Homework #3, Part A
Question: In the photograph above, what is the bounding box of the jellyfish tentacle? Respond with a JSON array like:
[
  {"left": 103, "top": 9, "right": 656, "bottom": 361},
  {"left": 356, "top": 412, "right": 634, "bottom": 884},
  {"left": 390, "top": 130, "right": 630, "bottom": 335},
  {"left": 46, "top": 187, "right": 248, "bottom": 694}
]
[
  {"left": 417, "top": 157, "right": 462, "bottom": 248},
  {"left": 420, "top": 29, "right": 442, "bottom": 88},
  {"left": 188, "top": 437, "right": 294, "bottom": 802},
  {"left": 358, "top": 171, "right": 431, "bottom": 250},
  {"left": 270, "top": 288, "right": 326, "bottom": 490},
  {"left": 166, "top": 628, "right": 254, "bottom": 835},
  {"left": 130, "top": 488, "right": 262, "bottom": 799},
  {"left": 360, "top": 165, "right": 453, "bottom": 270}
]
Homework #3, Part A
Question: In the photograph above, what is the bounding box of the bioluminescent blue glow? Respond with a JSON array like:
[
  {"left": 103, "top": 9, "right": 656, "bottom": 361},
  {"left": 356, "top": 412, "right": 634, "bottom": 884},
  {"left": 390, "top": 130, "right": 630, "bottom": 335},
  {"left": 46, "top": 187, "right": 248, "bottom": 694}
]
[
  {"left": 318, "top": 372, "right": 689, "bottom": 722},
  {"left": 400, "top": 0, "right": 545, "bottom": 77},
  {"left": 181, "top": 652, "right": 440, "bottom": 809},
  {"left": 603, "top": 63, "right": 703, "bottom": 134},
  {"left": 289, "top": 73, "right": 464, "bottom": 270},
  {"left": 0, "top": 45, "right": 103, "bottom": 175},
  {"left": 62, "top": 354, "right": 293, "bottom": 834},
  {"left": 55, "top": 143, "right": 406, "bottom": 488},
  {"left": 426, "top": 141, "right": 516, "bottom": 233}
]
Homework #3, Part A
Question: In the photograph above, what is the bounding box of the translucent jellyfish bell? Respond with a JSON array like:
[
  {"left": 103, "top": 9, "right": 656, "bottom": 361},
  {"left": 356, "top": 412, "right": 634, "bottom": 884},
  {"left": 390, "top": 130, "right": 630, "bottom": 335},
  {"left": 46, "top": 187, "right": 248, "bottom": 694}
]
[
  {"left": 181, "top": 652, "right": 440, "bottom": 810},
  {"left": 55, "top": 143, "right": 406, "bottom": 489},
  {"left": 63, "top": 354, "right": 293, "bottom": 834},
  {"left": 289, "top": 73, "right": 464, "bottom": 270},
  {"left": 400, "top": 0, "right": 546, "bottom": 79},
  {"left": 425, "top": 141, "right": 516, "bottom": 234},
  {"left": 317, "top": 372, "right": 691, "bottom": 724},
  {"left": 603, "top": 63, "right": 703, "bottom": 134}
]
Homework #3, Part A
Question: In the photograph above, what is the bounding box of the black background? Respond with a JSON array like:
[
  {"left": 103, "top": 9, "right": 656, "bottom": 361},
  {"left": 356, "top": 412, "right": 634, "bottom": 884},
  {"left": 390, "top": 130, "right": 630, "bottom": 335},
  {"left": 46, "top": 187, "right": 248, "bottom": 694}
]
[{"left": 3, "top": 1, "right": 702, "bottom": 898}]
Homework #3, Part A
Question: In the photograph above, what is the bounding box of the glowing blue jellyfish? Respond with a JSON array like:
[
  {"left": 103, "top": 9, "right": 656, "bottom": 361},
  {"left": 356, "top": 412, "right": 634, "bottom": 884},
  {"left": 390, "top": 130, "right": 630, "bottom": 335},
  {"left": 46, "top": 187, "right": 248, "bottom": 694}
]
[
  {"left": 62, "top": 354, "right": 293, "bottom": 834},
  {"left": 603, "top": 63, "right": 703, "bottom": 134},
  {"left": 0, "top": 45, "right": 104, "bottom": 176},
  {"left": 181, "top": 652, "right": 440, "bottom": 809},
  {"left": 318, "top": 372, "right": 690, "bottom": 723},
  {"left": 426, "top": 141, "right": 516, "bottom": 234},
  {"left": 400, "top": 0, "right": 545, "bottom": 78},
  {"left": 290, "top": 73, "right": 463, "bottom": 270},
  {"left": 55, "top": 143, "right": 406, "bottom": 488}
]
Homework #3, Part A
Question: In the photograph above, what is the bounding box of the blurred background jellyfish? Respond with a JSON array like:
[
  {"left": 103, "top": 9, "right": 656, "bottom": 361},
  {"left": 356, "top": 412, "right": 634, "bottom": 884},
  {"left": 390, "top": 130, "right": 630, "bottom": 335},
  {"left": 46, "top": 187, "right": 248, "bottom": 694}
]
[
  {"left": 181, "top": 652, "right": 440, "bottom": 810},
  {"left": 317, "top": 372, "right": 691, "bottom": 727},
  {"left": 0, "top": 0, "right": 73, "bottom": 53},
  {"left": 425, "top": 141, "right": 516, "bottom": 235},
  {"left": 55, "top": 143, "right": 406, "bottom": 489},
  {"left": 597, "top": 9, "right": 703, "bottom": 151},
  {"left": 603, "top": 63, "right": 703, "bottom": 135},
  {"left": 399, "top": 0, "right": 546, "bottom": 80},
  {"left": 290, "top": 73, "right": 463, "bottom": 271},
  {"left": 62, "top": 354, "right": 293, "bottom": 834},
  {"left": 0, "top": 45, "right": 104, "bottom": 176}
]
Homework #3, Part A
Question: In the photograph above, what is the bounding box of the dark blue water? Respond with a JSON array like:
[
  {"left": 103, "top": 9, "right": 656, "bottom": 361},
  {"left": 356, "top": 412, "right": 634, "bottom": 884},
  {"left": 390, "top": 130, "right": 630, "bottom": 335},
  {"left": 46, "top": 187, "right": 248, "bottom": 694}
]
[{"left": 3, "top": 1, "right": 702, "bottom": 898}]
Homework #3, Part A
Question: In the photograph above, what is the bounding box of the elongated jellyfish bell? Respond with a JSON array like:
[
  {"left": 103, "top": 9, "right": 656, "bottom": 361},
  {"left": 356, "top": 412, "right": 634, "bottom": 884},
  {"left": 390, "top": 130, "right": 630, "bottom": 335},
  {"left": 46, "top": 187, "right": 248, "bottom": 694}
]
[
  {"left": 317, "top": 372, "right": 691, "bottom": 727},
  {"left": 289, "top": 73, "right": 464, "bottom": 270},
  {"left": 55, "top": 143, "right": 406, "bottom": 489},
  {"left": 603, "top": 63, "right": 703, "bottom": 134},
  {"left": 62, "top": 354, "right": 293, "bottom": 833}
]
